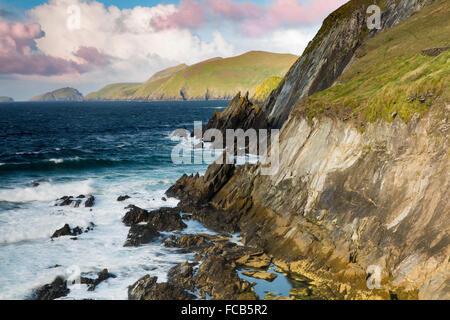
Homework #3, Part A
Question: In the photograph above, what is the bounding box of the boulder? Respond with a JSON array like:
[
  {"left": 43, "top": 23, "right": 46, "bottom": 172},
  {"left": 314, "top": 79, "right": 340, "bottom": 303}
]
[
  {"left": 147, "top": 207, "right": 187, "bottom": 231},
  {"left": 236, "top": 253, "right": 271, "bottom": 269},
  {"left": 128, "top": 275, "right": 196, "bottom": 300},
  {"left": 124, "top": 224, "right": 160, "bottom": 247},
  {"left": 81, "top": 269, "right": 116, "bottom": 291},
  {"left": 242, "top": 271, "right": 277, "bottom": 282},
  {"left": 51, "top": 224, "right": 83, "bottom": 239},
  {"left": 84, "top": 195, "right": 95, "bottom": 207},
  {"left": 33, "top": 276, "right": 70, "bottom": 300},
  {"left": 122, "top": 205, "right": 149, "bottom": 226},
  {"left": 167, "top": 261, "right": 196, "bottom": 292},
  {"left": 117, "top": 195, "right": 131, "bottom": 202}
]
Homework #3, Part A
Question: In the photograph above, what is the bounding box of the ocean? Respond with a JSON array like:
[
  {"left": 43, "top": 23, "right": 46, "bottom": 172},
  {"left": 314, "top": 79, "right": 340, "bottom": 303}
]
[{"left": 0, "top": 100, "right": 229, "bottom": 299}]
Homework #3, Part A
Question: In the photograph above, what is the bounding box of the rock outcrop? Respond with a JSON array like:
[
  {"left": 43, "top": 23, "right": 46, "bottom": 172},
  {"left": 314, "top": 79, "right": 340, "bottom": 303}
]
[{"left": 165, "top": 0, "right": 449, "bottom": 300}]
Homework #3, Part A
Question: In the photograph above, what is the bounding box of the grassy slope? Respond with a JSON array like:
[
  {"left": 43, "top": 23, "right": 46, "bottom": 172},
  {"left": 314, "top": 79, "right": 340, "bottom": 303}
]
[
  {"left": 301, "top": 0, "right": 449, "bottom": 124},
  {"left": 251, "top": 76, "right": 283, "bottom": 103},
  {"left": 31, "top": 87, "right": 84, "bottom": 101},
  {"left": 86, "top": 51, "right": 298, "bottom": 100},
  {"left": 86, "top": 83, "right": 141, "bottom": 100}
]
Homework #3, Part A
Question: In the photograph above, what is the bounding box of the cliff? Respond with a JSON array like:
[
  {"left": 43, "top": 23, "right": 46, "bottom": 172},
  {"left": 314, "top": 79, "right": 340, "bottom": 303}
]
[
  {"left": 30, "top": 87, "right": 84, "bottom": 102},
  {"left": 167, "top": 0, "right": 449, "bottom": 300},
  {"left": 86, "top": 51, "right": 298, "bottom": 101}
]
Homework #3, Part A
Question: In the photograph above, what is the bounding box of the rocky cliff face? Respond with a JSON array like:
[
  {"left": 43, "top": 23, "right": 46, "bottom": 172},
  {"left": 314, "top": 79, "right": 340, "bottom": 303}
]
[
  {"left": 218, "top": 0, "right": 436, "bottom": 130},
  {"left": 167, "top": 0, "right": 449, "bottom": 299}
]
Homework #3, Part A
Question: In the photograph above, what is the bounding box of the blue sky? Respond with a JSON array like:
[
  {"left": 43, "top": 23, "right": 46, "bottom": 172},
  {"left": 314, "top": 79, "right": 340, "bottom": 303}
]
[{"left": 0, "top": 0, "right": 347, "bottom": 100}]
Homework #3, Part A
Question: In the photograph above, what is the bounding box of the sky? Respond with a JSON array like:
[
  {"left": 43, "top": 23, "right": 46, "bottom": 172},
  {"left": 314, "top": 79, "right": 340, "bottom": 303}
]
[{"left": 0, "top": 0, "right": 348, "bottom": 100}]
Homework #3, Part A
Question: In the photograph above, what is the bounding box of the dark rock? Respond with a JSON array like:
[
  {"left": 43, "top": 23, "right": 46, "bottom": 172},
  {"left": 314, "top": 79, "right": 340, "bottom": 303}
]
[
  {"left": 122, "top": 206, "right": 186, "bottom": 231},
  {"left": 167, "top": 261, "right": 196, "bottom": 292},
  {"left": 147, "top": 207, "right": 187, "bottom": 231},
  {"left": 124, "top": 224, "right": 160, "bottom": 247},
  {"left": 161, "top": 197, "right": 167, "bottom": 201},
  {"left": 164, "top": 234, "right": 214, "bottom": 252},
  {"left": 194, "top": 255, "right": 253, "bottom": 300},
  {"left": 128, "top": 275, "right": 196, "bottom": 300},
  {"left": 81, "top": 269, "right": 116, "bottom": 291},
  {"left": 77, "top": 195, "right": 85, "bottom": 199},
  {"left": 51, "top": 224, "right": 83, "bottom": 239},
  {"left": 33, "top": 276, "right": 70, "bottom": 300},
  {"left": 166, "top": 160, "right": 235, "bottom": 206},
  {"left": 84, "top": 195, "right": 95, "bottom": 208},
  {"left": 117, "top": 195, "right": 131, "bottom": 202},
  {"left": 421, "top": 46, "right": 450, "bottom": 57},
  {"left": 122, "top": 205, "right": 149, "bottom": 226}
]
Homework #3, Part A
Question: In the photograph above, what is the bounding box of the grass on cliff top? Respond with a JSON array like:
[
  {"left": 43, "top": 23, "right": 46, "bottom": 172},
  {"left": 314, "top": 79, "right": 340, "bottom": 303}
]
[
  {"left": 251, "top": 76, "right": 283, "bottom": 103},
  {"left": 302, "top": 0, "right": 450, "bottom": 124}
]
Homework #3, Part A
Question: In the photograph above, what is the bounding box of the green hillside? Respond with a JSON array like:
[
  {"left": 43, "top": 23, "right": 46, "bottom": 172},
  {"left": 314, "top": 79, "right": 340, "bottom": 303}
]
[
  {"left": 30, "top": 87, "right": 84, "bottom": 102},
  {"left": 301, "top": 0, "right": 449, "bottom": 125},
  {"left": 86, "top": 51, "right": 298, "bottom": 101},
  {"left": 251, "top": 76, "right": 283, "bottom": 103}
]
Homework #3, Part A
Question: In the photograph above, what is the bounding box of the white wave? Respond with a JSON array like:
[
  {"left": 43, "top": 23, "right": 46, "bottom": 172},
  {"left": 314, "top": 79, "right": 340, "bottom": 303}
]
[
  {"left": 48, "top": 157, "right": 80, "bottom": 164},
  {"left": 0, "top": 163, "right": 4, "bottom": 166},
  {"left": 49, "top": 158, "right": 64, "bottom": 164},
  {"left": 0, "top": 179, "right": 95, "bottom": 203}
]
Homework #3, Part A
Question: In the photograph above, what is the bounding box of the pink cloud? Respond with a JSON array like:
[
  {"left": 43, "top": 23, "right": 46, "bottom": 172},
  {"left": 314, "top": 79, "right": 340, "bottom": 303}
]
[
  {"left": 208, "top": 0, "right": 262, "bottom": 20},
  {"left": 243, "top": 0, "right": 348, "bottom": 36},
  {"left": 151, "top": 0, "right": 347, "bottom": 36},
  {"left": 152, "top": 0, "right": 204, "bottom": 31},
  {"left": 0, "top": 21, "right": 108, "bottom": 76}
]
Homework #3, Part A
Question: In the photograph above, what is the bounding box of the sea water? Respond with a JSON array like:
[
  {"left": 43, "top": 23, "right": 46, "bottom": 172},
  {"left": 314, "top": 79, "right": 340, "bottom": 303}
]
[{"left": 0, "top": 100, "right": 227, "bottom": 300}]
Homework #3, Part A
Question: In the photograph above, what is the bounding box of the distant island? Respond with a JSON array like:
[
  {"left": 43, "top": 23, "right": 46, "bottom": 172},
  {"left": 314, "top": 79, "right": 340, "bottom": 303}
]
[
  {"left": 86, "top": 51, "right": 298, "bottom": 101},
  {"left": 30, "top": 87, "right": 84, "bottom": 102},
  {"left": 0, "top": 96, "right": 14, "bottom": 102}
]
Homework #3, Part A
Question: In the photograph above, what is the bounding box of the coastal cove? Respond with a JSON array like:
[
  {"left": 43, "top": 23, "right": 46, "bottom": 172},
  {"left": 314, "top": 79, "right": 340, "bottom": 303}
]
[{"left": 0, "top": 100, "right": 301, "bottom": 300}]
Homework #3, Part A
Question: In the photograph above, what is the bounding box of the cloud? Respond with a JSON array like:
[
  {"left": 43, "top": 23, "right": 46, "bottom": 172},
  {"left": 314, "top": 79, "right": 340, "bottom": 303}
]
[
  {"left": 152, "top": 0, "right": 205, "bottom": 30},
  {"left": 152, "top": 0, "right": 347, "bottom": 36},
  {"left": 25, "top": 0, "right": 234, "bottom": 81},
  {"left": 0, "top": 20, "right": 109, "bottom": 76}
]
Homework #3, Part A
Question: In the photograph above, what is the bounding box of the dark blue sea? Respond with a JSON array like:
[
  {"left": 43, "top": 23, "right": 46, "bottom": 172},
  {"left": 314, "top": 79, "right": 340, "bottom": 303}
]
[{"left": 0, "top": 100, "right": 229, "bottom": 299}]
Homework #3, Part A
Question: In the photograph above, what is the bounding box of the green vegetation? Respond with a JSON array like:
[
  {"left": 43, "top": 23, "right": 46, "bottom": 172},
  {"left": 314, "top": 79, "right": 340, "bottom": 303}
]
[
  {"left": 251, "top": 76, "right": 283, "bottom": 102},
  {"left": 85, "top": 83, "right": 140, "bottom": 100},
  {"left": 301, "top": 0, "right": 449, "bottom": 124},
  {"left": 86, "top": 51, "right": 298, "bottom": 101},
  {"left": 30, "top": 87, "right": 84, "bottom": 101}
]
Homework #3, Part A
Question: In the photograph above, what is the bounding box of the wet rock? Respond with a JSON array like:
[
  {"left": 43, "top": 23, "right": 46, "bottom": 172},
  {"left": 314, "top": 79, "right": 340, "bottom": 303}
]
[
  {"left": 236, "top": 253, "right": 271, "bottom": 269},
  {"left": 194, "top": 255, "right": 254, "bottom": 300},
  {"left": 81, "top": 269, "right": 117, "bottom": 291},
  {"left": 161, "top": 197, "right": 167, "bottom": 202},
  {"left": 128, "top": 275, "right": 196, "bottom": 300},
  {"left": 147, "top": 207, "right": 187, "bottom": 231},
  {"left": 57, "top": 195, "right": 95, "bottom": 208},
  {"left": 122, "top": 206, "right": 186, "bottom": 231},
  {"left": 242, "top": 271, "right": 277, "bottom": 282},
  {"left": 167, "top": 261, "right": 196, "bottom": 292},
  {"left": 124, "top": 224, "right": 160, "bottom": 247},
  {"left": 166, "top": 160, "right": 235, "bottom": 206},
  {"left": 117, "top": 195, "right": 131, "bottom": 202},
  {"left": 164, "top": 234, "right": 214, "bottom": 252},
  {"left": 122, "top": 205, "right": 149, "bottom": 226},
  {"left": 289, "top": 287, "right": 311, "bottom": 298},
  {"left": 84, "top": 195, "right": 95, "bottom": 208},
  {"left": 51, "top": 224, "right": 83, "bottom": 239},
  {"left": 33, "top": 276, "right": 70, "bottom": 300}
]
